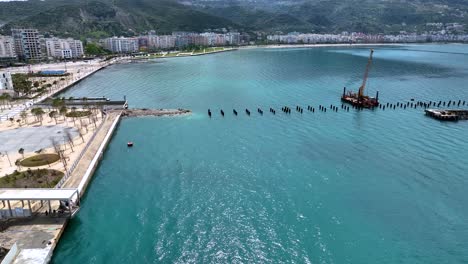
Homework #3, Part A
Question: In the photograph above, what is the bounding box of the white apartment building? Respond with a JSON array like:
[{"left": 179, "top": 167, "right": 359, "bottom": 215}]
[
  {"left": 200, "top": 33, "right": 217, "bottom": 46},
  {"left": 225, "top": 32, "right": 241, "bottom": 45},
  {"left": 103, "top": 37, "right": 139, "bottom": 53},
  {"left": 148, "top": 35, "right": 176, "bottom": 49},
  {"left": 0, "top": 72, "right": 14, "bottom": 95},
  {"left": 0, "top": 36, "right": 16, "bottom": 59},
  {"left": 45, "top": 38, "right": 84, "bottom": 59}
]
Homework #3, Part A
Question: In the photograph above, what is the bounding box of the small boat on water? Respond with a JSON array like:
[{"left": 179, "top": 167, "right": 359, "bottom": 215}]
[{"left": 127, "top": 142, "right": 134, "bottom": 147}]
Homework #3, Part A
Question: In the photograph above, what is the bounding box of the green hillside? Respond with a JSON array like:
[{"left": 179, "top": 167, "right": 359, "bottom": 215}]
[
  {"left": 0, "top": 0, "right": 467, "bottom": 37},
  {"left": 201, "top": 0, "right": 468, "bottom": 34},
  {"left": 0, "top": 0, "right": 238, "bottom": 38}
]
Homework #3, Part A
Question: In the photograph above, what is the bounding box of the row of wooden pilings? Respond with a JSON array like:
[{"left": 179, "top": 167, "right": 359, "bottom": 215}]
[
  {"left": 207, "top": 99, "right": 467, "bottom": 117},
  {"left": 208, "top": 104, "right": 350, "bottom": 117}
]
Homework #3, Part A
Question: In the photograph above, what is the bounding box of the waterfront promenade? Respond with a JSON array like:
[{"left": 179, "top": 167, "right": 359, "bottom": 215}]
[
  {"left": 0, "top": 58, "right": 121, "bottom": 122},
  {"left": 63, "top": 111, "right": 121, "bottom": 190},
  {"left": 0, "top": 111, "right": 121, "bottom": 264},
  {"left": 0, "top": 57, "right": 124, "bottom": 263}
]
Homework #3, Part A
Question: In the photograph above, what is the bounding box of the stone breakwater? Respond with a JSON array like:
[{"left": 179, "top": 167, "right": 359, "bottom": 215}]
[{"left": 122, "top": 108, "right": 191, "bottom": 117}]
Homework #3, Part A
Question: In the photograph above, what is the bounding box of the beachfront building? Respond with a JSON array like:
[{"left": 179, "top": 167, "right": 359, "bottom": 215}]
[
  {"left": 173, "top": 32, "right": 193, "bottom": 48},
  {"left": 0, "top": 72, "right": 14, "bottom": 95},
  {"left": 103, "top": 37, "right": 139, "bottom": 53},
  {"left": 11, "top": 28, "right": 43, "bottom": 61},
  {"left": 0, "top": 36, "right": 16, "bottom": 59},
  {"left": 0, "top": 36, "right": 17, "bottom": 65},
  {"left": 267, "top": 32, "right": 468, "bottom": 44},
  {"left": 148, "top": 35, "right": 176, "bottom": 50},
  {"left": 225, "top": 32, "right": 241, "bottom": 45},
  {"left": 45, "top": 38, "right": 84, "bottom": 59}
]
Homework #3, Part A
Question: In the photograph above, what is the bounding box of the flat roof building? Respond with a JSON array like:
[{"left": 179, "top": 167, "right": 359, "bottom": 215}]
[
  {"left": 103, "top": 37, "right": 139, "bottom": 53},
  {"left": 45, "top": 37, "right": 84, "bottom": 59},
  {"left": 0, "top": 72, "right": 14, "bottom": 95},
  {"left": 0, "top": 35, "right": 16, "bottom": 59},
  {"left": 11, "top": 28, "right": 43, "bottom": 61}
]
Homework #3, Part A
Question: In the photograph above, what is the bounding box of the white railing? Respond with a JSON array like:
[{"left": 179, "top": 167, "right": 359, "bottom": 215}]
[
  {"left": 55, "top": 115, "right": 107, "bottom": 188},
  {"left": 1, "top": 243, "right": 19, "bottom": 264},
  {"left": 77, "top": 112, "right": 122, "bottom": 194}
]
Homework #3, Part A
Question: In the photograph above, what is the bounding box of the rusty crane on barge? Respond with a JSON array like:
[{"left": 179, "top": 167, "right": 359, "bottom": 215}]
[{"left": 341, "top": 49, "right": 379, "bottom": 108}]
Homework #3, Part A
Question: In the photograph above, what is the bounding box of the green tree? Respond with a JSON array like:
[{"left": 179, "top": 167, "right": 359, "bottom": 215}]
[
  {"left": 70, "top": 106, "right": 77, "bottom": 126},
  {"left": 20, "top": 110, "right": 28, "bottom": 124},
  {"left": 33, "top": 81, "right": 40, "bottom": 88},
  {"left": 49, "top": 110, "right": 58, "bottom": 124},
  {"left": 59, "top": 106, "right": 68, "bottom": 122},
  {"left": 85, "top": 43, "right": 111, "bottom": 56},
  {"left": 31, "top": 107, "right": 45, "bottom": 124},
  {"left": 18, "top": 148, "right": 24, "bottom": 159},
  {"left": 12, "top": 74, "right": 32, "bottom": 95},
  {"left": 0, "top": 93, "right": 7, "bottom": 110},
  {"left": 52, "top": 98, "right": 65, "bottom": 110},
  {"left": 4, "top": 93, "right": 11, "bottom": 107}
]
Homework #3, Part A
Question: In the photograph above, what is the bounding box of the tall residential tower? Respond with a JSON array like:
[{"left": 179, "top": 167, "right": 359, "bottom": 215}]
[{"left": 11, "top": 28, "right": 43, "bottom": 61}]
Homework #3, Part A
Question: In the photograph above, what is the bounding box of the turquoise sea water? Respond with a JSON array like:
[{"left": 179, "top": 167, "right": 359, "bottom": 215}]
[{"left": 53, "top": 45, "right": 468, "bottom": 263}]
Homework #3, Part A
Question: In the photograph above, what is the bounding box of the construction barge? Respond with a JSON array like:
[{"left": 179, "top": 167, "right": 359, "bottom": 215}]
[
  {"left": 425, "top": 109, "right": 468, "bottom": 121},
  {"left": 341, "top": 49, "right": 379, "bottom": 108}
]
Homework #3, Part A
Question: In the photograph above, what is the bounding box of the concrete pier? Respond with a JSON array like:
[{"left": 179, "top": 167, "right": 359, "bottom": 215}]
[{"left": 121, "top": 108, "right": 191, "bottom": 117}]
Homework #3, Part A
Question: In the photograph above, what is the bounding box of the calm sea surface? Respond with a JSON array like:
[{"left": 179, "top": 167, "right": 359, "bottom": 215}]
[{"left": 53, "top": 45, "right": 468, "bottom": 263}]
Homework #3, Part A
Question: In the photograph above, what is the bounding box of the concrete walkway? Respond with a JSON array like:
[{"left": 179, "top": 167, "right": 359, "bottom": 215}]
[{"left": 63, "top": 112, "right": 120, "bottom": 189}]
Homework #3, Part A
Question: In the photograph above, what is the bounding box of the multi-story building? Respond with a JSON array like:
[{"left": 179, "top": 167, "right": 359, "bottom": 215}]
[
  {"left": 138, "top": 36, "right": 149, "bottom": 50},
  {"left": 68, "top": 39, "right": 84, "bottom": 58},
  {"left": 0, "top": 72, "right": 14, "bottom": 95},
  {"left": 173, "top": 32, "right": 192, "bottom": 48},
  {"left": 0, "top": 36, "right": 16, "bottom": 59},
  {"left": 45, "top": 37, "right": 84, "bottom": 59},
  {"left": 103, "top": 37, "right": 139, "bottom": 53},
  {"left": 200, "top": 33, "right": 217, "bottom": 46},
  {"left": 148, "top": 35, "right": 176, "bottom": 49},
  {"left": 225, "top": 32, "right": 241, "bottom": 45},
  {"left": 11, "top": 28, "right": 43, "bottom": 61}
]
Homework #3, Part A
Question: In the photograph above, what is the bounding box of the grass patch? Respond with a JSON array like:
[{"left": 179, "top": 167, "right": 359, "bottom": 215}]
[
  {"left": 19, "top": 154, "right": 60, "bottom": 167},
  {"left": 165, "top": 53, "right": 180, "bottom": 57},
  {"left": 0, "top": 169, "right": 64, "bottom": 188},
  {"left": 66, "top": 110, "right": 91, "bottom": 117}
]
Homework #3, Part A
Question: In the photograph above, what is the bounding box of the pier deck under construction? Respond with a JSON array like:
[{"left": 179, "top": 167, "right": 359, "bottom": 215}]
[{"left": 425, "top": 109, "right": 468, "bottom": 121}]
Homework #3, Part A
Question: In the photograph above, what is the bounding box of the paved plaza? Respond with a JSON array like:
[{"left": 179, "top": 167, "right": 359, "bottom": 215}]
[{"left": 0, "top": 125, "right": 79, "bottom": 153}]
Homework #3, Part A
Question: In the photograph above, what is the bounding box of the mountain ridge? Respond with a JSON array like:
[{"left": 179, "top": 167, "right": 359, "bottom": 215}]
[{"left": 0, "top": 0, "right": 467, "bottom": 38}]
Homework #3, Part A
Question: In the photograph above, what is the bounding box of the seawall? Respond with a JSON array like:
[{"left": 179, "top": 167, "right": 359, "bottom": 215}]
[{"left": 77, "top": 112, "right": 122, "bottom": 195}]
